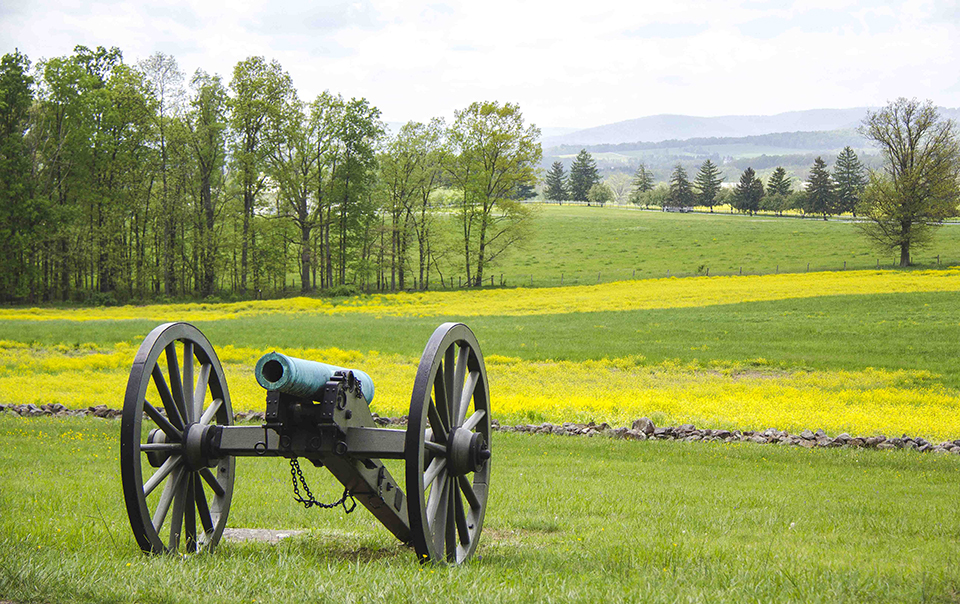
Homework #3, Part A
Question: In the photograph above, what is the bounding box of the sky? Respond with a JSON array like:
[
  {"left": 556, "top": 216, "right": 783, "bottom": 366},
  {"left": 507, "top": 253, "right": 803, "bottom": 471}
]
[{"left": 2, "top": 0, "right": 959, "bottom": 131}]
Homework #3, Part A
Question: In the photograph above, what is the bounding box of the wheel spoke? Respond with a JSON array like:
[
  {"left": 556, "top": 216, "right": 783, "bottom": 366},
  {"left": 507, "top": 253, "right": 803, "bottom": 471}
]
[
  {"left": 143, "top": 400, "right": 182, "bottom": 441},
  {"left": 427, "top": 399, "right": 448, "bottom": 442},
  {"left": 445, "top": 479, "right": 456, "bottom": 560},
  {"left": 423, "top": 457, "right": 447, "bottom": 489},
  {"left": 427, "top": 470, "right": 450, "bottom": 554},
  {"left": 458, "top": 475, "right": 481, "bottom": 510},
  {"left": 199, "top": 397, "right": 223, "bottom": 427},
  {"left": 433, "top": 368, "right": 450, "bottom": 433},
  {"left": 423, "top": 441, "right": 447, "bottom": 455},
  {"left": 193, "top": 363, "right": 211, "bottom": 422},
  {"left": 185, "top": 473, "right": 197, "bottom": 552},
  {"left": 152, "top": 365, "right": 184, "bottom": 430},
  {"left": 168, "top": 470, "right": 188, "bottom": 551},
  {"left": 443, "top": 345, "right": 456, "bottom": 422},
  {"left": 451, "top": 345, "right": 468, "bottom": 426},
  {"left": 152, "top": 465, "right": 183, "bottom": 532},
  {"left": 194, "top": 475, "right": 214, "bottom": 535},
  {"left": 456, "top": 371, "right": 479, "bottom": 427},
  {"left": 454, "top": 488, "right": 470, "bottom": 547},
  {"left": 143, "top": 454, "right": 182, "bottom": 498},
  {"left": 462, "top": 409, "right": 486, "bottom": 432},
  {"left": 199, "top": 467, "right": 225, "bottom": 498},
  {"left": 182, "top": 341, "right": 194, "bottom": 424},
  {"left": 165, "top": 343, "right": 187, "bottom": 424}
]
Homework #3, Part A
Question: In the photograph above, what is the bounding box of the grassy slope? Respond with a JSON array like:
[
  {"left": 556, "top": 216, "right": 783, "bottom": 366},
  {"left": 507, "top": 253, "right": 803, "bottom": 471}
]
[
  {"left": 489, "top": 205, "right": 960, "bottom": 284},
  {"left": 2, "top": 416, "right": 958, "bottom": 603}
]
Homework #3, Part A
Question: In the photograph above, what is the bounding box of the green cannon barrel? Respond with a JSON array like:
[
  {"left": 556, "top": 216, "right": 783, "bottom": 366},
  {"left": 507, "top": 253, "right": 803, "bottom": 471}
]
[{"left": 254, "top": 352, "right": 375, "bottom": 404}]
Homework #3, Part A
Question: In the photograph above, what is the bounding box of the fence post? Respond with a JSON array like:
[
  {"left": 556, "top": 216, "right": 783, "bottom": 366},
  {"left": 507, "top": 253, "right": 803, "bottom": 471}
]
[
  {"left": 459, "top": 276, "right": 462, "bottom": 288},
  {"left": 877, "top": 259, "right": 880, "bottom": 269},
  {"left": 632, "top": 269, "right": 636, "bottom": 278},
  {"left": 776, "top": 265, "right": 778, "bottom": 274},
  {"left": 491, "top": 275, "right": 494, "bottom": 287},
  {"left": 937, "top": 255, "right": 941, "bottom": 265},
  {"left": 560, "top": 273, "right": 563, "bottom": 286},
  {"left": 706, "top": 268, "right": 709, "bottom": 276},
  {"left": 739, "top": 266, "right": 742, "bottom": 275},
  {"left": 843, "top": 261, "right": 846, "bottom": 270},
  {"left": 806, "top": 262, "right": 809, "bottom": 272},
  {"left": 597, "top": 271, "right": 601, "bottom": 283},
  {"left": 530, "top": 275, "right": 533, "bottom": 287}
]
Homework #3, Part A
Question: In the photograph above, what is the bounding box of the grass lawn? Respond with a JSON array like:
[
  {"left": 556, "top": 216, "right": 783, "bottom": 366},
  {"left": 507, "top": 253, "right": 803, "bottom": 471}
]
[
  {"left": 489, "top": 205, "right": 960, "bottom": 285},
  {"left": 2, "top": 415, "right": 958, "bottom": 603}
]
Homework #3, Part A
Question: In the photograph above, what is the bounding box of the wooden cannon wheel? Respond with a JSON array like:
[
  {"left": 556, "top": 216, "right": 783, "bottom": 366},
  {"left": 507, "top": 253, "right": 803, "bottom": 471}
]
[
  {"left": 405, "top": 323, "right": 492, "bottom": 564},
  {"left": 120, "top": 322, "right": 236, "bottom": 554}
]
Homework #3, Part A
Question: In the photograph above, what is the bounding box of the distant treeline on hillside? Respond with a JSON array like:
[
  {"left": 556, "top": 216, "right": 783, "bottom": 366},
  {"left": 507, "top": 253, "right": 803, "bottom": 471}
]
[{"left": 547, "top": 129, "right": 870, "bottom": 155}]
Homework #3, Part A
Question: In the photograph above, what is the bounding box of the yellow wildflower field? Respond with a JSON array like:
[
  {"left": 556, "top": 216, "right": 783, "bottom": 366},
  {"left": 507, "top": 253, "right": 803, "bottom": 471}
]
[
  {"left": 1, "top": 268, "right": 958, "bottom": 322},
  {"left": 2, "top": 342, "right": 957, "bottom": 440}
]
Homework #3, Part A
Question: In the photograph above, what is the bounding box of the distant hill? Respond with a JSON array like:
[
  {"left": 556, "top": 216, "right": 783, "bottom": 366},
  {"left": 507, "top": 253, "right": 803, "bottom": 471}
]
[{"left": 542, "top": 108, "right": 875, "bottom": 147}]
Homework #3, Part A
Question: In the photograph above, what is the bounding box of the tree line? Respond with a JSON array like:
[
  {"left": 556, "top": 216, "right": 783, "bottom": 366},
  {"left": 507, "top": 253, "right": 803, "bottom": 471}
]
[
  {"left": 0, "top": 47, "right": 540, "bottom": 303},
  {"left": 543, "top": 99, "right": 960, "bottom": 268}
]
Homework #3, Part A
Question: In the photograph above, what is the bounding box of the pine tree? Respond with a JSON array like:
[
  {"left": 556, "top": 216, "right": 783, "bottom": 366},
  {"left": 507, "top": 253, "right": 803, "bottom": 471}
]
[
  {"left": 669, "top": 164, "right": 695, "bottom": 208},
  {"left": 805, "top": 156, "right": 836, "bottom": 220},
  {"left": 544, "top": 161, "right": 568, "bottom": 201},
  {"left": 733, "top": 167, "right": 763, "bottom": 215},
  {"left": 693, "top": 159, "right": 723, "bottom": 211},
  {"left": 569, "top": 149, "right": 599, "bottom": 202},
  {"left": 833, "top": 146, "right": 866, "bottom": 216},
  {"left": 766, "top": 166, "right": 792, "bottom": 196},
  {"left": 633, "top": 162, "right": 654, "bottom": 193}
]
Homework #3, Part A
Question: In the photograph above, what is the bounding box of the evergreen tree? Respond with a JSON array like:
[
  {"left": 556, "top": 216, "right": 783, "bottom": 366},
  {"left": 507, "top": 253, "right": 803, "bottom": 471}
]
[
  {"left": 693, "top": 159, "right": 723, "bottom": 211},
  {"left": 833, "top": 146, "right": 866, "bottom": 216},
  {"left": 766, "top": 166, "right": 792, "bottom": 196},
  {"left": 669, "top": 164, "right": 695, "bottom": 208},
  {"left": 733, "top": 167, "right": 763, "bottom": 215},
  {"left": 544, "top": 161, "right": 568, "bottom": 201},
  {"left": 805, "top": 156, "right": 836, "bottom": 220},
  {"left": 633, "top": 162, "right": 654, "bottom": 193},
  {"left": 569, "top": 149, "right": 599, "bottom": 202}
]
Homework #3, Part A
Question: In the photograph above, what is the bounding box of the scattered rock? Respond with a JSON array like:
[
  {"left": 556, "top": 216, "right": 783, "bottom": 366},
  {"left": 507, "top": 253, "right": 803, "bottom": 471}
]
[{"left": 631, "top": 417, "right": 655, "bottom": 435}]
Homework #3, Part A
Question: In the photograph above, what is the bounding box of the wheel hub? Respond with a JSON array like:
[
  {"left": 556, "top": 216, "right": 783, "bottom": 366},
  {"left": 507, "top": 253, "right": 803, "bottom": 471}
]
[
  {"left": 182, "top": 423, "right": 219, "bottom": 471},
  {"left": 446, "top": 428, "right": 490, "bottom": 476}
]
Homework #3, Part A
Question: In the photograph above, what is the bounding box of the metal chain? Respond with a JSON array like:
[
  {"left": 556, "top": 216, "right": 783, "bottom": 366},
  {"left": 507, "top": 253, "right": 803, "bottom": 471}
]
[{"left": 289, "top": 457, "right": 357, "bottom": 513}]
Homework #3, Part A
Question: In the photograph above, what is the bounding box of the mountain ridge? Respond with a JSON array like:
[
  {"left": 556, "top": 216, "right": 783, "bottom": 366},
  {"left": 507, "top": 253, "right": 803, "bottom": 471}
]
[{"left": 541, "top": 107, "right": 960, "bottom": 148}]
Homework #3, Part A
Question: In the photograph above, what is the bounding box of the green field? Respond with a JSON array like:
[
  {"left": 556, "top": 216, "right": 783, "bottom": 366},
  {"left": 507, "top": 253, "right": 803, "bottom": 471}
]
[
  {"left": 2, "top": 415, "right": 959, "bottom": 603},
  {"left": 488, "top": 205, "right": 960, "bottom": 286},
  {"left": 3, "top": 207, "right": 960, "bottom": 602}
]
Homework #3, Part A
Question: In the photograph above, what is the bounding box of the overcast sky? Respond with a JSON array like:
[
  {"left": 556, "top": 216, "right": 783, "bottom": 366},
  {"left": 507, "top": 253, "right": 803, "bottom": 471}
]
[{"left": 2, "top": 0, "right": 958, "bottom": 130}]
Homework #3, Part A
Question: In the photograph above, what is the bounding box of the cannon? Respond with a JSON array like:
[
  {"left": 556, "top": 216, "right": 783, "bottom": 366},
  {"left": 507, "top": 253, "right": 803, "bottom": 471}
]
[{"left": 120, "top": 321, "right": 491, "bottom": 564}]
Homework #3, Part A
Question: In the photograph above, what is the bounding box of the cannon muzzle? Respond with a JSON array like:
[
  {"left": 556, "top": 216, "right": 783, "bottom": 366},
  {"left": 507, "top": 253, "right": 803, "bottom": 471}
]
[{"left": 254, "top": 352, "right": 375, "bottom": 404}]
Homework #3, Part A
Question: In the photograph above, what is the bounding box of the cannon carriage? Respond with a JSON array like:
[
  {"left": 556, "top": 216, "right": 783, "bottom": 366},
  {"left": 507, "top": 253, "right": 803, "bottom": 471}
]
[{"left": 120, "top": 321, "right": 491, "bottom": 564}]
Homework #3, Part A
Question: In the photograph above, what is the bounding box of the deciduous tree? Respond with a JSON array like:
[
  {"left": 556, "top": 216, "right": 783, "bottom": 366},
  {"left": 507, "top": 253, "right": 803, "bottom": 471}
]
[
  {"left": 446, "top": 101, "right": 541, "bottom": 286},
  {"left": 858, "top": 98, "right": 960, "bottom": 266}
]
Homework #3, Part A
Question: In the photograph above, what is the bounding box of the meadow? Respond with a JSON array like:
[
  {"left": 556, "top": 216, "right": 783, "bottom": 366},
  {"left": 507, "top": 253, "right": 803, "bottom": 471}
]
[
  {"left": 489, "top": 205, "right": 960, "bottom": 284},
  {"left": 2, "top": 209, "right": 960, "bottom": 602}
]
